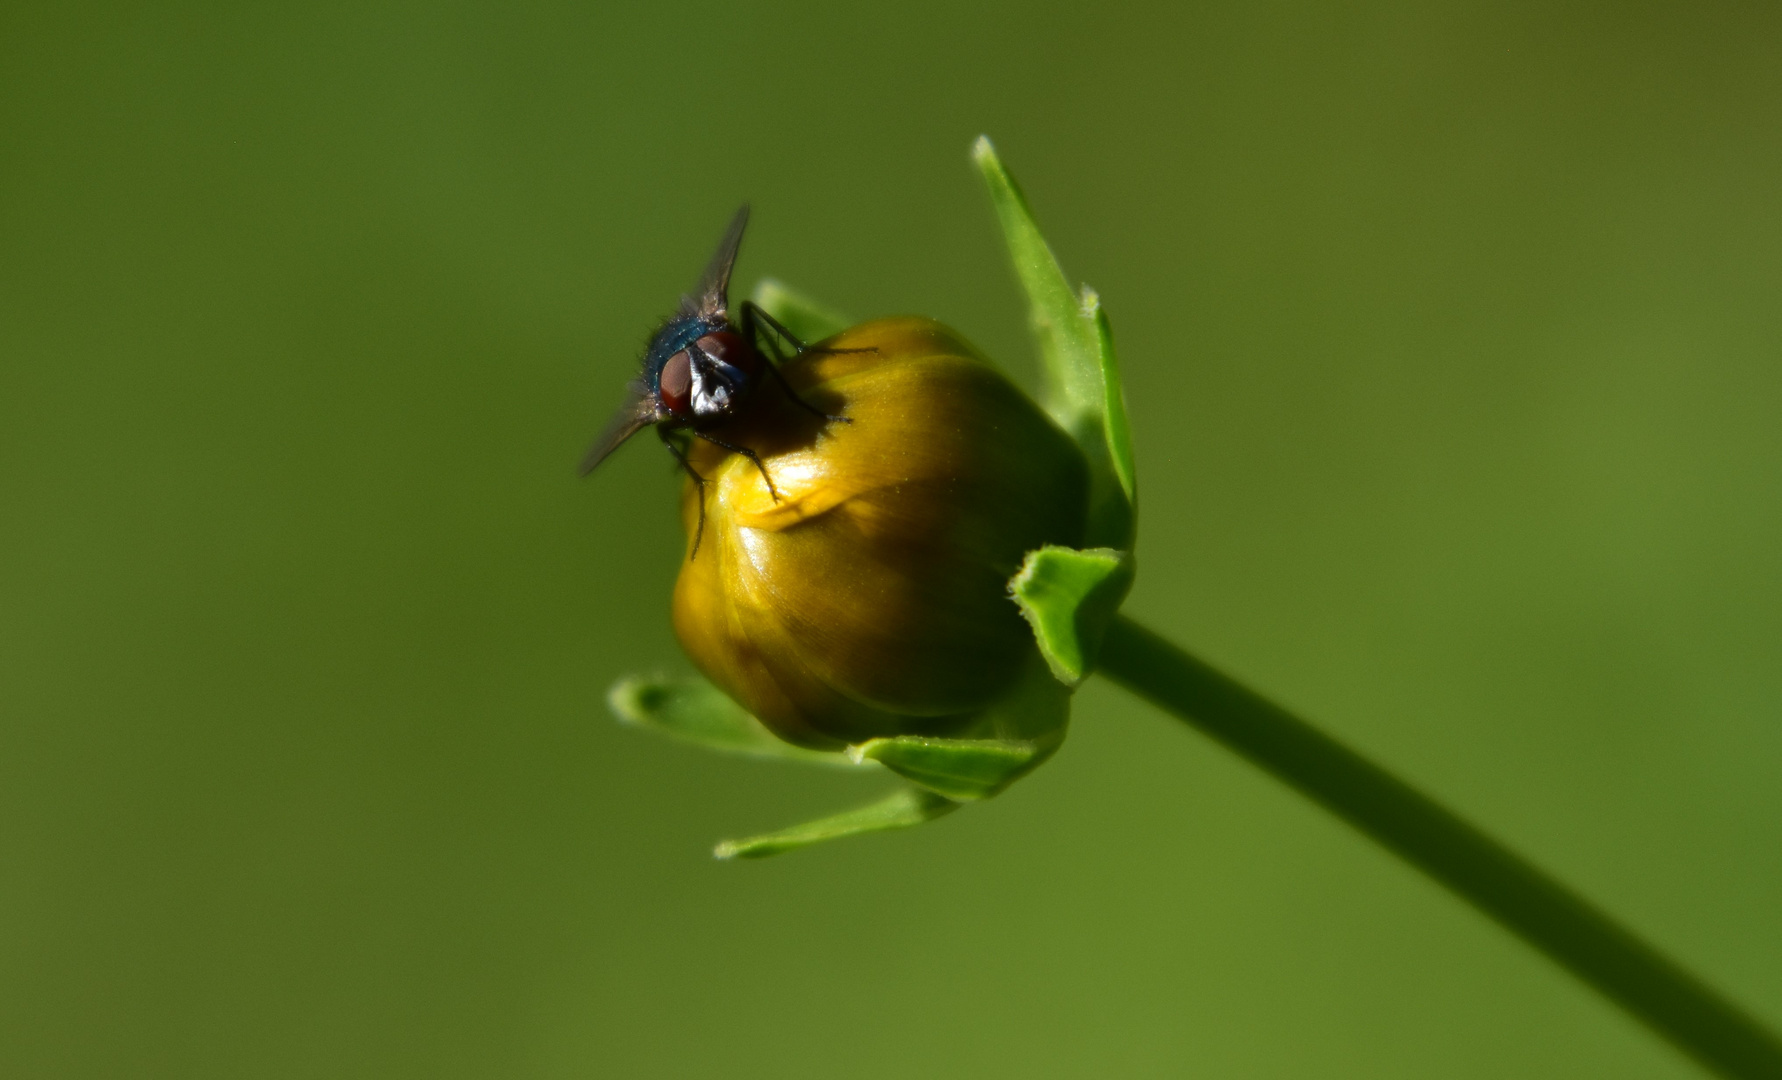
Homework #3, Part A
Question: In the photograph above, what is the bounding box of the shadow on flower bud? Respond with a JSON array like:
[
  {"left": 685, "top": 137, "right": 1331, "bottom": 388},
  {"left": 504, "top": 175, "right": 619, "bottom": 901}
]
[{"left": 670, "top": 316, "right": 1090, "bottom": 750}]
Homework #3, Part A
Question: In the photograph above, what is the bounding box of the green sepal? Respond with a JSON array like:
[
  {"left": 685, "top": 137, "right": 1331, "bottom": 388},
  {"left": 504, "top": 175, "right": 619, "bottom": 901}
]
[
  {"left": 1084, "top": 288, "right": 1137, "bottom": 516},
  {"left": 973, "top": 136, "right": 1137, "bottom": 550},
  {"left": 713, "top": 788, "right": 959, "bottom": 860},
  {"left": 971, "top": 138, "right": 1099, "bottom": 434},
  {"left": 849, "top": 736, "right": 1040, "bottom": 801},
  {"left": 1010, "top": 546, "right": 1136, "bottom": 686},
  {"left": 749, "top": 278, "right": 852, "bottom": 343},
  {"left": 608, "top": 674, "right": 869, "bottom": 768}
]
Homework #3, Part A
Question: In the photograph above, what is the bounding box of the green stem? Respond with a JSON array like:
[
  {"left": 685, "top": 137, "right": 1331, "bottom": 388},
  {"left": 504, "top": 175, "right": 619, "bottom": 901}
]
[{"left": 1098, "top": 615, "right": 1782, "bottom": 1080}]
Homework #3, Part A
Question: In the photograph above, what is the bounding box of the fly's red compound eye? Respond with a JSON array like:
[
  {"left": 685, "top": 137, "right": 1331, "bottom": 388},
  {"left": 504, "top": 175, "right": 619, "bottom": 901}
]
[
  {"left": 658, "top": 350, "right": 693, "bottom": 415},
  {"left": 695, "top": 330, "right": 760, "bottom": 378}
]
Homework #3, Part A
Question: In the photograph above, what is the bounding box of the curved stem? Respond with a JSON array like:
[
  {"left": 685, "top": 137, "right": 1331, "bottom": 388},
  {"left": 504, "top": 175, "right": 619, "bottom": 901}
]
[{"left": 1098, "top": 615, "right": 1782, "bottom": 1080}]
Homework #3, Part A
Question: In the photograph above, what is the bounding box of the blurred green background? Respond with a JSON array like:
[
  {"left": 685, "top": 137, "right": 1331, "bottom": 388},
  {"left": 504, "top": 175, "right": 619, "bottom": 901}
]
[{"left": 3, "top": 2, "right": 1780, "bottom": 1076}]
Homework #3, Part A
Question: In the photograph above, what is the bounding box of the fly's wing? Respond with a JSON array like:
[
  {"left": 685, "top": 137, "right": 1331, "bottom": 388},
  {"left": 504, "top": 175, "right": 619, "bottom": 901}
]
[
  {"left": 680, "top": 204, "right": 749, "bottom": 318},
  {"left": 579, "top": 381, "right": 661, "bottom": 476}
]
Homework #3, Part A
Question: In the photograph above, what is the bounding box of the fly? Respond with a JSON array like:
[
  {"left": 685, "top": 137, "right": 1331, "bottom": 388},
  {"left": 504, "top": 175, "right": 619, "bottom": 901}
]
[{"left": 579, "top": 206, "right": 849, "bottom": 555}]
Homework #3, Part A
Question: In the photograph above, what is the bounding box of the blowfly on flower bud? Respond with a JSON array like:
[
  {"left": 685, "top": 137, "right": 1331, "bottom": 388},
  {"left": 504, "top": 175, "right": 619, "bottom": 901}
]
[{"left": 579, "top": 206, "right": 852, "bottom": 554}]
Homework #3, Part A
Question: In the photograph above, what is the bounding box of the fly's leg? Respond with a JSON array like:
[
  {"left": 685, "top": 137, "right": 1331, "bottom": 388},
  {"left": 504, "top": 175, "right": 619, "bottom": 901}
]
[
  {"left": 693, "top": 431, "right": 781, "bottom": 503},
  {"left": 765, "top": 360, "right": 851, "bottom": 425},
  {"left": 740, "top": 300, "right": 877, "bottom": 360},
  {"left": 737, "top": 300, "right": 804, "bottom": 362},
  {"left": 737, "top": 301, "right": 859, "bottom": 424},
  {"left": 660, "top": 427, "right": 708, "bottom": 559}
]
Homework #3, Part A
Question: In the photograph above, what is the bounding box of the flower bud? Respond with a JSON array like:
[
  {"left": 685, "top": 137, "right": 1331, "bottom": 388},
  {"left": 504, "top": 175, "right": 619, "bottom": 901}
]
[{"left": 671, "top": 317, "right": 1089, "bottom": 749}]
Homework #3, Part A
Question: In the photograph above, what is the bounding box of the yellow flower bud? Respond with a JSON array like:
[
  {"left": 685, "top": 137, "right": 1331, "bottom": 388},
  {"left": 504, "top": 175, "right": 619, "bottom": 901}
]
[{"left": 670, "top": 317, "right": 1089, "bottom": 749}]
